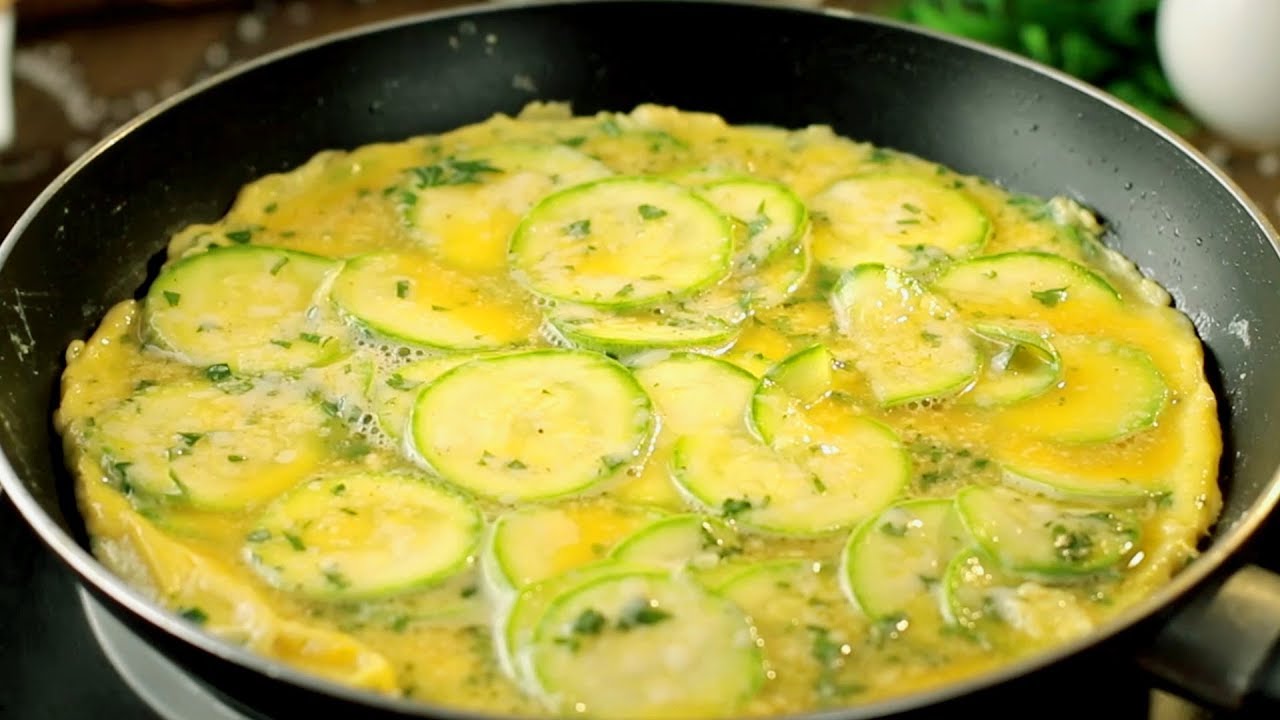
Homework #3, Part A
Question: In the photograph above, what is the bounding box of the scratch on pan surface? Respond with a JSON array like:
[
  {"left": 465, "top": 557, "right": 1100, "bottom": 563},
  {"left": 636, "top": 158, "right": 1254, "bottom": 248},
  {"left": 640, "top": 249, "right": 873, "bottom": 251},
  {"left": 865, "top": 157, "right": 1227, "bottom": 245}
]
[{"left": 8, "top": 289, "right": 41, "bottom": 363}]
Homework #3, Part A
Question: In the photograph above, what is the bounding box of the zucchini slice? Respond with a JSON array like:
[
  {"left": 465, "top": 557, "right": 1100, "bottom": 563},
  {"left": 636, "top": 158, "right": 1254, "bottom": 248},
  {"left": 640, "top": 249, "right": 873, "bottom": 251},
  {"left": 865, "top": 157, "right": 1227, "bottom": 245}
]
[
  {"left": 829, "top": 264, "right": 980, "bottom": 407},
  {"left": 408, "top": 141, "right": 613, "bottom": 274},
  {"left": 955, "top": 485, "right": 1140, "bottom": 578},
  {"left": 672, "top": 416, "right": 909, "bottom": 537},
  {"left": 941, "top": 549, "right": 1096, "bottom": 642},
  {"left": 740, "top": 239, "right": 811, "bottom": 311},
  {"left": 409, "top": 349, "right": 655, "bottom": 502},
  {"left": 994, "top": 334, "right": 1168, "bottom": 444},
  {"left": 700, "top": 178, "right": 808, "bottom": 267},
  {"left": 509, "top": 177, "right": 733, "bottom": 308},
  {"left": 999, "top": 463, "right": 1159, "bottom": 507},
  {"left": 613, "top": 353, "right": 758, "bottom": 508},
  {"left": 145, "top": 245, "right": 343, "bottom": 373},
  {"left": 931, "top": 251, "right": 1122, "bottom": 318},
  {"left": 87, "top": 379, "right": 329, "bottom": 510},
  {"left": 544, "top": 288, "right": 745, "bottom": 356},
  {"left": 528, "top": 572, "right": 762, "bottom": 718},
  {"left": 608, "top": 514, "right": 742, "bottom": 572},
  {"left": 632, "top": 352, "right": 758, "bottom": 436},
  {"left": 810, "top": 174, "right": 990, "bottom": 272},
  {"left": 750, "top": 343, "right": 834, "bottom": 444},
  {"left": 963, "top": 324, "right": 1062, "bottom": 408},
  {"left": 500, "top": 560, "right": 650, "bottom": 691},
  {"left": 243, "top": 471, "right": 482, "bottom": 601},
  {"left": 480, "top": 501, "right": 658, "bottom": 600},
  {"left": 719, "top": 560, "right": 859, "bottom": 702},
  {"left": 369, "top": 354, "right": 485, "bottom": 441},
  {"left": 839, "top": 498, "right": 970, "bottom": 623},
  {"left": 330, "top": 251, "right": 539, "bottom": 350}
]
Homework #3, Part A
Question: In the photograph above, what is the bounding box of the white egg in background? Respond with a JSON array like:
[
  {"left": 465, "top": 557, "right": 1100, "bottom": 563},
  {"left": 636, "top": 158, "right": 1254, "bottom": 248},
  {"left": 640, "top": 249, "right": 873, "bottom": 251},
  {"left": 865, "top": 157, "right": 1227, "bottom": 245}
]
[{"left": 1157, "top": 0, "right": 1280, "bottom": 150}]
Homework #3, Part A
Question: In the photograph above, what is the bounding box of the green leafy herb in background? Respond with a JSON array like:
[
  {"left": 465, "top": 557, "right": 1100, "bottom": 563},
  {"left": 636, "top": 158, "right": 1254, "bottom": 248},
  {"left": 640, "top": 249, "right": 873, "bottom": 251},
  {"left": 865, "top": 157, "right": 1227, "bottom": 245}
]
[{"left": 890, "top": 0, "right": 1198, "bottom": 136}]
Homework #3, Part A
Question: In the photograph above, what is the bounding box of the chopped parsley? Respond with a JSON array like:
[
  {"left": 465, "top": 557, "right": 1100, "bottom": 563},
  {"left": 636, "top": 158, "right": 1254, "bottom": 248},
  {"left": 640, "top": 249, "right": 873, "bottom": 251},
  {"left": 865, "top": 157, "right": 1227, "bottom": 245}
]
[
  {"left": 506, "top": 459, "right": 528, "bottom": 470},
  {"left": 225, "top": 229, "right": 253, "bottom": 244},
  {"left": 162, "top": 290, "right": 181, "bottom": 307},
  {"left": 1031, "top": 286, "right": 1069, "bottom": 307},
  {"left": 269, "top": 256, "right": 290, "bottom": 275},
  {"left": 409, "top": 157, "right": 502, "bottom": 188},
  {"left": 396, "top": 279, "right": 410, "bottom": 299},
  {"left": 565, "top": 219, "right": 592, "bottom": 238},
  {"left": 617, "top": 598, "right": 672, "bottom": 630},
  {"left": 386, "top": 373, "right": 420, "bottom": 391},
  {"left": 722, "top": 497, "right": 753, "bottom": 518},
  {"left": 283, "top": 532, "right": 307, "bottom": 552},
  {"left": 638, "top": 203, "right": 667, "bottom": 220},
  {"left": 178, "top": 607, "right": 208, "bottom": 625},
  {"left": 226, "top": 454, "right": 246, "bottom": 463}
]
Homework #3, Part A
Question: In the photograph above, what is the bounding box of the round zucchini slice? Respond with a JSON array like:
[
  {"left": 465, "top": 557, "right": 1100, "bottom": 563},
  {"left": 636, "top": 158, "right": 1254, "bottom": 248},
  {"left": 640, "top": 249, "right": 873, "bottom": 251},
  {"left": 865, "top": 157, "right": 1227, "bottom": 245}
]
[
  {"left": 750, "top": 343, "right": 835, "bottom": 444},
  {"left": 608, "top": 514, "right": 742, "bottom": 572},
  {"left": 809, "top": 174, "right": 990, "bottom": 272},
  {"left": 544, "top": 295, "right": 743, "bottom": 356},
  {"left": 829, "top": 264, "right": 980, "bottom": 407},
  {"left": 500, "top": 560, "right": 650, "bottom": 691},
  {"left": 700, "top": 178, "right": 808, "bottom": 267},
  {"left": 839, "top": 498, "right": 970, "bottom": 623},
  {"left": 962, "top": 324, "right": 1063, "bottom": 408},
  {"left": 369, "top": 354, "right": 487, "bottom": 441},
  {"left": 480, "top": 500, "right": 658, "bottom": 600},
  {"left": 408, "top": 141, "right": 613, "bottom": 274},
  {"left": 941, "top": 549, "right": 1096, "bottom": 643},
  {"left": 330, "top": 251, "right": 539, "bottom": 350},
  {"left": 931, "top": 251, "right": 1122, "bottom": 319},
  {"left": 145, "top": 245, "right": 343, "bottom": 373},
  {"left": 671, "top": 415, "right": 909, "bottom": 537},
  {"left": 409, "top": 349, "right": 655, "bottom": 502},
  {"left": 719, "top": 560, "right": 858, "bottom": 701},
  {"left": 994, "top": 334, "right": 1168, "bottom": 444},
  {"left": 955, "top": 485, "right": 1141, "bottom": 578},
  {"left": 998, "top": 463, "right": 1160, "bottom": 507},
  {"left": 509, "top": 177, "right": 733, "bottom": 308},
  {"left": 243, "top": 471, "right": 482, "bottom": 601},
  {"left": 528, "top": 572, "right": 762, "bottom": 719},
  {"left": 86, "top": 379, "right": 329, "bottom": 510}
]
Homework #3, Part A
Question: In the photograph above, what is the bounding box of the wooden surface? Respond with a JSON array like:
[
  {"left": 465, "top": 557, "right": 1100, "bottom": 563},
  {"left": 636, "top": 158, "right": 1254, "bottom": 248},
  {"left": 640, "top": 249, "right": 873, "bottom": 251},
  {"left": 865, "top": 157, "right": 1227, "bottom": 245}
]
[{"left": 3, "top": 0, "right": 1278, "bottom": 235}]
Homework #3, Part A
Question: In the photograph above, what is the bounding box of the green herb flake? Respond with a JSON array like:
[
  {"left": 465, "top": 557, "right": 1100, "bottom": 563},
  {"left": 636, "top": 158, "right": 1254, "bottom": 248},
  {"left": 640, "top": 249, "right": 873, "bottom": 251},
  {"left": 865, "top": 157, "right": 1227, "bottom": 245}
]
[
  {"left": 396, "top": 280, "right": 411, "bottom": 299},
  {"left": 599, "top": 118, "right": 623, "bottom": 137},
  {"left": 283, "top": 532, "right": 307, "bottom": 552},
  {"left": 565, "top": 219, "right": 592, "bottom": 238},
  {"left": 617, "top": 597, "right": 672, "bottom": 630},
  {"left": 880, "top": 521, "right": 908, "bottom": 537},
  {"left": 615, "top": 283, "right": 635, "bottom": 298},
  {"left": 1031, "top": 286, "right": 1069, "bottom": 307},
  {"left": 205, "top": 364, "right": 233, "bottom": 382},
  {"left": 269, "top": 339, "right": 293, "bottom": 348},
  {"left": 722, "top": 497, "right": 753, "bottom": 518},
  {"left": 178, "top": 607, "right": 209, "bottom": 625},
  {"left": 177, "top": 432, "right": 203, "bottom": 446},
  {"left": 572, "top": 608, "right": 607, "bottom": 635},
  {"left": 269, "top": 256, "right": 290, "bottom": 275},
  {"left": 506, "top": 459, "right": 528, "bottom": 470},
  {"left": 410, "top": 157, "right": 503, "bottom": 188},
  {"left": 323, "top": 569, "right": 350, "bottom": 589},
  {"left": 461, "top": 585, "right": 479, "bottom": 599},
  {"left": 227, "top": 454, "right": 247, "bottom": 463},
  {"left": 638, "top": 204, "right": 667, "bottom": 220},
  {"left": 920, "top": 330, "right": 942, "bottom": 347},
  {"left": 162, "top": 290, "right": 181, "bottom": 307},
  {"left": 386, "top": 373, "right": 420, "bottom": 391},
  {"left": 390, "top": 615, "right": 411, "bottom": 633},
  {"left": 562, "top": 136, "right": 587, "bottom": 147},
  {"left": 225, "top": 229, "right": 253, "bottom": 244},
  {"left": 332, "top": 483, "right": 347, "bottom": 496},
  {"left": 299, "top": 332, "right": 324, "bottom": 344},
  {"left": 901, "top": 202, "right": 922, "bottom": 214},
  {"left": 263, "top": 202, "right": 278, "bottom": 214}
]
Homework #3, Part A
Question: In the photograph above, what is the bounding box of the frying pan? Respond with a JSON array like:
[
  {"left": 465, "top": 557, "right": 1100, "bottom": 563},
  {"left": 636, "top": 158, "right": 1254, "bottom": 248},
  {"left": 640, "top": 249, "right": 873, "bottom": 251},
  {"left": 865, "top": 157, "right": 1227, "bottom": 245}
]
[{"left": 2, "top": 1, "right": 1279, "bottom": 718}]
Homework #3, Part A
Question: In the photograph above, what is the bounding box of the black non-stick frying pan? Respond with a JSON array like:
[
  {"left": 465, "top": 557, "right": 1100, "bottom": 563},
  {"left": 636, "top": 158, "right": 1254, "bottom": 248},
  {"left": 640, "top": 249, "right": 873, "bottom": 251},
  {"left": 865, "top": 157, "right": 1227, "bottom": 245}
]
[{"left": 2, "top": 1, "right": 1279, "bottom": 718}]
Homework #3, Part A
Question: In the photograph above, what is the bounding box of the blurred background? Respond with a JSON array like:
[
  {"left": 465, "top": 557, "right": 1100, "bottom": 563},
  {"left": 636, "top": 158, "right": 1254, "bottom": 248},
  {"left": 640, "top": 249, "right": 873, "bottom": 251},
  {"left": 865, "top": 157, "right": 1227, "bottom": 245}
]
[{"left": 2, "top": 0, "right": 1279, "bottom": 236}]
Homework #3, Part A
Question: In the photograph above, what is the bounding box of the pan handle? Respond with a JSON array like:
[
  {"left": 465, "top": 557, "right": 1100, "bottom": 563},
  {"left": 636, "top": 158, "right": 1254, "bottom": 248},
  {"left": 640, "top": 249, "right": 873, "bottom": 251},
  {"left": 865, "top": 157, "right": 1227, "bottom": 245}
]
[{"left": 1136, "top": 563, "right": 1280, "bottom": 712}]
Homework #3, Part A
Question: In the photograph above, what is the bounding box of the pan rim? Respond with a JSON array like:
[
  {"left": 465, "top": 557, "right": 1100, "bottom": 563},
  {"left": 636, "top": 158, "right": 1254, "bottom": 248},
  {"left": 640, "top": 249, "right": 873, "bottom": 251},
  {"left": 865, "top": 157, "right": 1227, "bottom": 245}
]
[{"left": 1, "top": 0, "right": 1278, "bottom": 718}]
